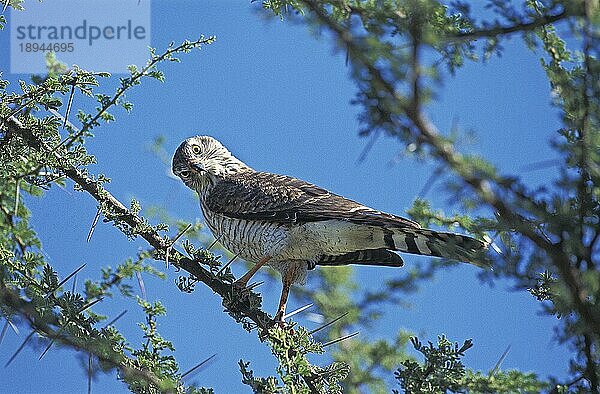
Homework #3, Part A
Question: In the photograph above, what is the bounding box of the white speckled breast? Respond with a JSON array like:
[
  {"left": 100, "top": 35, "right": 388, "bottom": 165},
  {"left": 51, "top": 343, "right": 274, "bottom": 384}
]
[
  {"left": 200, "top": 202, "right": 289, "bottom": 263},
  {"left": 199, "top": 199, "right": 379, "bottom": 285},
  {"left": 201, "top": 205, "right": 314, "bottom": 284}
]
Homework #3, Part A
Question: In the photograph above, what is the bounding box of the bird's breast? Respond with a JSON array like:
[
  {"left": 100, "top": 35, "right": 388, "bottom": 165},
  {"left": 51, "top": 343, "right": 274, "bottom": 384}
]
[
  {"left": 200, "top": 204, "right": 374, "bottom": 263},
  {"left": 200, "top": 204, "right": 289, "bottom": 262}
]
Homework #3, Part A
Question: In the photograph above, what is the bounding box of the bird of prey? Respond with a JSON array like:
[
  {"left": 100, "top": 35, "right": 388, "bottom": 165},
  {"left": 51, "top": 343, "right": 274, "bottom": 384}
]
[{"left": 172, "top": 136, "right": 487, "bottom": 321}]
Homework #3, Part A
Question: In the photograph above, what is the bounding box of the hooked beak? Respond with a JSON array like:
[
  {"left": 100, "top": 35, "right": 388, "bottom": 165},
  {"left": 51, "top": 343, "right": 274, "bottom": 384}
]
[{"left": 187, "top": 160, "right": 205, "bottom": 174}]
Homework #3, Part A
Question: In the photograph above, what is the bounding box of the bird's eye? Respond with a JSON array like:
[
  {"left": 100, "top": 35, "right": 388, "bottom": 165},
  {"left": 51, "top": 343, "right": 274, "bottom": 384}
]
[
  {"left": 179, "top": 170, "right": 191, "bottom": 179},
  {"left": 192, "top": 145, "right": 201, "bottom": 155}
]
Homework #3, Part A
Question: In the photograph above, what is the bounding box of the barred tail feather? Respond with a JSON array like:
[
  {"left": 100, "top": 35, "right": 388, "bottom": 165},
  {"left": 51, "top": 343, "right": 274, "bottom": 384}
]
[
  {"left": 383, "top": 228, "right": 488, "bottom": 268},
  {"left": 317, "top": 248, "right": 404, "bottom": 267}
]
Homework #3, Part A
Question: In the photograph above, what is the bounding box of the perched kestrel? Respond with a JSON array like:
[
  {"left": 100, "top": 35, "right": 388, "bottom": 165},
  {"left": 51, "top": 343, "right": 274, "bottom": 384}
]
[{"left": 172, "top": 136, "right": 487, "bottom": 321}]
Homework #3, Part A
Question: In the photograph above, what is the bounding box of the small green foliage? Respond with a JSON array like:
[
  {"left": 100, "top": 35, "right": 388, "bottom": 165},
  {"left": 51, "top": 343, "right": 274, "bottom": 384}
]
[
  {"left": 241, "top": 324, "right": 349, "bottom": 393},
  {"left": 528, "top": 270, "right": 559, "bottom": 304},
  {"left": 291, "top": 266, "right": 421, "bottom": 393},
  {"left": 128, "top": 299, "right": 177, "bottom": 389},
  {"left": 2, "top": 0, "right": 599, "bottom": 392},
  {"left": 240, "top": 360, "right": 282, "bottom": 393},
  {"left": 0, "top": 34, "right": 217, "bottom": 393},
  {"left": 269, "top": 325, "right": 324, "bottom": 381},
  {"left": 264, "top": 0, "right": 598, "bottom": 391},
  {"left": 394, "top": 335, "right": 552, "bottom": 393},
  {"left": 84, "top": 255, "right": 165, "bottom": 301},
  {"left": 181, "top": 240, "right": 223, "bottom": 271},
  {"left": 261, "top": 0, "right": 304, "bottom": 19},
  {"left": 461, "top": 369, "right": 550, "bottom": 393},
  {"left": 394, "top": 336, "right": 473, "bottom": 393}
]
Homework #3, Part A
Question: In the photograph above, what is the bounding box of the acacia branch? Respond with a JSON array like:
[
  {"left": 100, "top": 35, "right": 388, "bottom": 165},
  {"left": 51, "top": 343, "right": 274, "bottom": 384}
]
[
  {"left": 0, "top": 282, "right": 170, "bottom": 391},
  {"left": 7, "top": 116, "right": 272, "bottom": 331},
  {"left": 7, "top": 116, "right": 329, "bottom": 391},
  {"left": 64, "top": 37, "right": 215, "bottom": 150},
  {"left": 407, "top": 111, "right": 600, "bottom": 336},
  {"left": 300, "top": 0, "right": 600, "bottom": 336},
  {"left": 0, "top": 204, "right": 27, "bottom": 255},
  {"left": 311, "top": 1, "right": 577, "bottom": 44},
  {"left": 453, "top": 8, "right": 572, "bottom": 40},
  {"left": 579, "top": 0, "right": 595, "bottom": 270}
]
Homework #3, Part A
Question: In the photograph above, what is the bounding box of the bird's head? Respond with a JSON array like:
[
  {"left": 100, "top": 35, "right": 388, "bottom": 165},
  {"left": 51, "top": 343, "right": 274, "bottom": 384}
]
[{"left": 172, "top": 136, "right": 250, "bottom": 193}]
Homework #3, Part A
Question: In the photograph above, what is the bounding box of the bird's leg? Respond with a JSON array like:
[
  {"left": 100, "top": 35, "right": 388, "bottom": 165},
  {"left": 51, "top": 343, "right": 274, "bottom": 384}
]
[
  {"left": 274, "top": 270, "right": 294, "bottom": 323},
  {"left": 234, "top": 256, "right": 272, "bottom": 288}
]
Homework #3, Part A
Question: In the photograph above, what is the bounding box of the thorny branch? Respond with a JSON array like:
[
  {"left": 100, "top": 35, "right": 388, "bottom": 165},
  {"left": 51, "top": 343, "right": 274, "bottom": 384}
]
[
  {"left": 6, "top": 116, "right": 273, "bottom": 331},
  {"left": 301, "top": 0, "right": 600, "bottom": 346},
  {"left": 453, "top": 8, "right": 572, "bottom": 40},
  {"left": 312, "top": 1, "right": 580, "bottom": 43},
  {"left": 0, "top": 282, "right": 168, "bottom": 391},
  {"left": 299, "top": 0, "right": 600, "bottom": 389},
  {"left": 63, "top": 37, "right": 216, "bottom": 151},
  {"left": 7, "top": 116, "right": 332, "bottom": 392}
]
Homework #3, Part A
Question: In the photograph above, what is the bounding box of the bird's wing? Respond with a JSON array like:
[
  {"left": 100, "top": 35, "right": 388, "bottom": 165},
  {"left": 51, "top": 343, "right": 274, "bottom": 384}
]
[{"left": 204, "top": 171, "right": 420, "bottom": 228}]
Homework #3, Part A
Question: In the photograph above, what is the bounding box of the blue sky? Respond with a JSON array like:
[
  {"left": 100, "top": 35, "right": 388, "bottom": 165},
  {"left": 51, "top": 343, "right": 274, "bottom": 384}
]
[{"left": 1, "top": 1, "right": 569, "bottom": 392}]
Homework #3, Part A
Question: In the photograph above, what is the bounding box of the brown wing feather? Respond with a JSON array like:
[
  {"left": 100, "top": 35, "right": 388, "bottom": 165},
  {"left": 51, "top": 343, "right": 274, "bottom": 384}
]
[{"left": 204, "top": 171, "right": 420, "bottom": 228}]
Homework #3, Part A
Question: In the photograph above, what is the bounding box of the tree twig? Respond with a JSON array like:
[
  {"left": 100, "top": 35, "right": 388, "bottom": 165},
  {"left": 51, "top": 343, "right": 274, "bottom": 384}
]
[
  {"left": 8, "top": 115, "right": 337, "bottom": 390},
  {"left": 453, "top": 9, "right": 571, "bottom": 40},
  {"left": 7, "top": 116, "right": 274, "bottom": 332},
  {"left": 0, "top": 282, "right": 169, "bottom": 391},
  {"left": 299, "top": 0, "right": 600, "bottom": 336}
]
